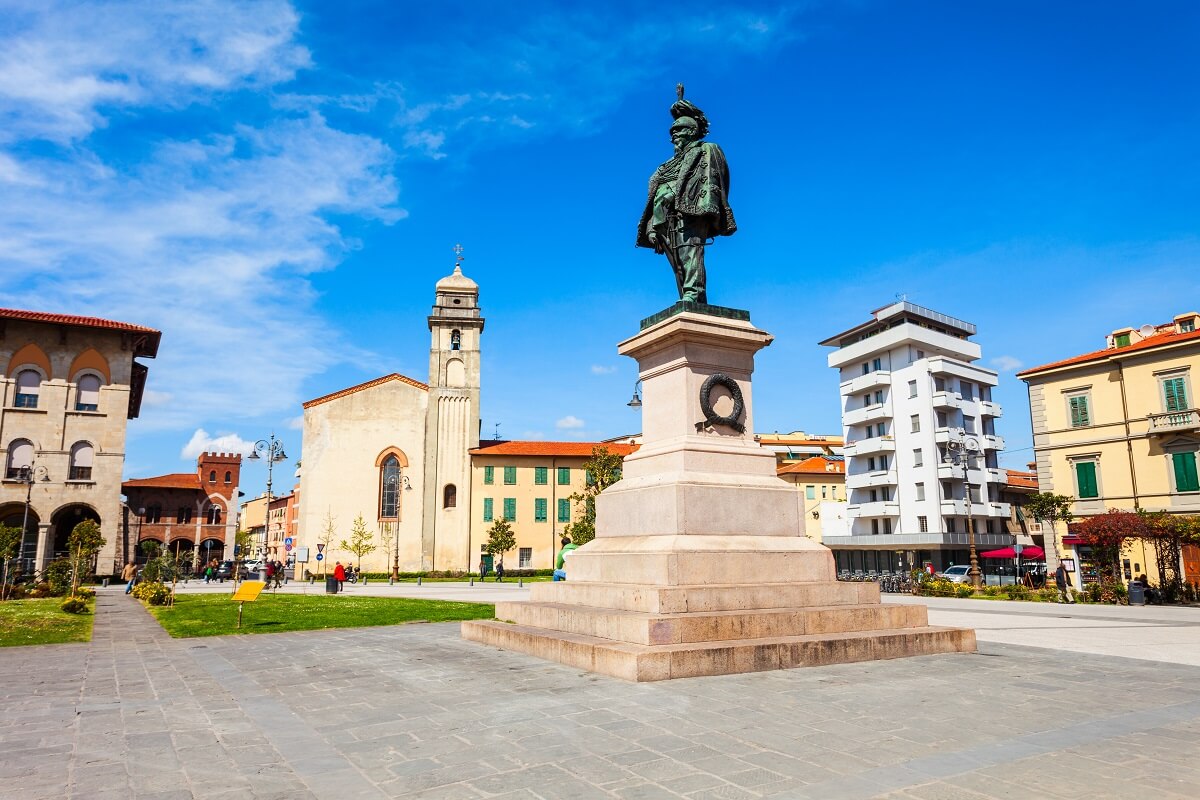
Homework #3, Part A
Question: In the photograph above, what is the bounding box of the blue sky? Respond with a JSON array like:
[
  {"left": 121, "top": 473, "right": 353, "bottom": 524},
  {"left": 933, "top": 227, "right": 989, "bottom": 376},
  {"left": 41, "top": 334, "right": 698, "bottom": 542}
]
[{"left": 1, "top": 0, "right": 1197, "bottom": 497}]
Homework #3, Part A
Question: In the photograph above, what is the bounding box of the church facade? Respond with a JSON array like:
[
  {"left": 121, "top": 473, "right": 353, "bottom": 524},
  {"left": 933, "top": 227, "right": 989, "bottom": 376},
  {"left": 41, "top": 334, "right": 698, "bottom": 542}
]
[{"left": 295, "top": 262, "right": 482, "bottom": 573}]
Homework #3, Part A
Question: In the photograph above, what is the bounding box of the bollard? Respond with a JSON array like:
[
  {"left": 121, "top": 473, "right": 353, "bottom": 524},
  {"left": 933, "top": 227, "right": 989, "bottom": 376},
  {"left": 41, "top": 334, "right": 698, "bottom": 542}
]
[
  {"left": 389, "top": 577, "right": 394, "bottom": 586},
  {"left": 518, "top": 578, "right": 523, "bottom": 588},
  {"left": 309, "top": 575, "right": 315, "bottom": 585},
  {"left": 102, "top": 578, "right": 109, "bottom": 588},
  {"left": 469, "top": 578, "right": 474, "bottom": 586},
  {"left": 417, "top": 576, "right": 422, "bottom": 586},
  {"left": 363, "top": 578, "right": 368, "bottom": 586}
]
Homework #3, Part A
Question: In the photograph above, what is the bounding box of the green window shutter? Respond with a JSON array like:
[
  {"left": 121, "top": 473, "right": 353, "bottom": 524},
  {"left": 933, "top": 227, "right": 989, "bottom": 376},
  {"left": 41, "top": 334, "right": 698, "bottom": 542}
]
[
  {"left": 557, "top": 467, "right": 570, "bottom": 485},
  {"left": 503, "top": 466, "right": 517, "bottom": 485},
  {"left": 557, "top": 498, "right": 571, "bottom": 522},
  {"left": 483, "top": 466, "right": 494, "bottom": 485},
  {"left": 1163, "top": 377, "right": 1188, "bottom": 412},
  {"left": 805, "top": 486, "right": 815, "bottom": 500},
  {"left": 1075, "top": 462, "right": 1099, "bottom": 499},
  {"left": 1173, "top": 452, "right": 1200, "bottom": 492},
  {"left": 534, "top": 498, "right": 547, "bottom": 522},
  {"left": 1069, "top": 396, "right": 1090, "bottom": 427},
  {"left": 534, "top": 467, "right": 548, "bottom": 485},
  {"left": 503, "top": 497, "right": 516, "bottom": 520},
  {"left": 1114, "top": 333, "right": 1131, "bottom": 347},
  {"left": 482, "top": 498, "right": 493, "bottom": 522}
]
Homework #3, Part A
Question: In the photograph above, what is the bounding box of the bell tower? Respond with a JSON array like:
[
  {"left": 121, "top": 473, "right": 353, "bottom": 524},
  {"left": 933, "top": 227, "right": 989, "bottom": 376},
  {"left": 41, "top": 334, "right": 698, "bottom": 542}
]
[{"left": 421, "top": 244, "right": 484, "bottom": 569}]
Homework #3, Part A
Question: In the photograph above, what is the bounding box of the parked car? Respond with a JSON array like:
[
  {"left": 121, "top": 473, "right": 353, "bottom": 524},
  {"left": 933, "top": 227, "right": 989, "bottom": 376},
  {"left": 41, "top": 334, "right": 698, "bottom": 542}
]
[
  {"left": 940, "top": 565, "right": 972, "bottom": 584},
  {"left": 215, "top": 560, "right": 251, "bottom": 581}
]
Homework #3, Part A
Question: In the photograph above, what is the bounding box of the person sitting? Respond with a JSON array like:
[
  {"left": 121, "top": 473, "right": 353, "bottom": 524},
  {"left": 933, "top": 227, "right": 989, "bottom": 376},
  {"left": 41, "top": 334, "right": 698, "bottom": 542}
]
[
  {"left": 553, "top": 537, "right": 578, "bottom": 581},
  {"left": 1138, "top": 574, "right": 1161, "bottom": 604}
]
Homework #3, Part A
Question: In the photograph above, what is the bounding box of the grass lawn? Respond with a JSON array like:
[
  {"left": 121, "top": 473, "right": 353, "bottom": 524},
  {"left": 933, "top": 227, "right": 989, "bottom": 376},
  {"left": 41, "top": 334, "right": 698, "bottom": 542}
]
[
  {"left": 146, "top": 592, "right": 495, "bottom": 638},
  {"left": 0, "top": 598, "right": 94, "bottom": 647}
]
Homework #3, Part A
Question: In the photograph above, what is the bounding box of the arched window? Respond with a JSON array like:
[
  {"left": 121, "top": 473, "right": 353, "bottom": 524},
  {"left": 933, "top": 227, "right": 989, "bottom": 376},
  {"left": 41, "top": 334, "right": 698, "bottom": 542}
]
[
  {"left": 208, "top": 470, "right": 216, "bottom": 483},
  {"left": 145, "top": 505, "right": 162, "bottom": 523},
  {"left": 176, "top": 506, "right": 193, "bottom": 524},
  {"left": 224, "top": 470, "right": 232, "bottom": 484},
  {"left": 5, "top": 438, "right": 33, "bottom": 479},
  {"left": 206, "top": 506, "right": 222, "bottom": 525},
  {"left": 450, "top": 329, "right": 461, "bottom": 351},
  {"left": 76, "top": 374, "right": 103, "bottom": 411},
  {"left": 69, "top": 442, "right": 94, "bottom": 481},
  {"left": 443, "top": 484, "right": 457, "bottom": 509},
  {"left": 380, "top": 455, "right": 400, "bottom": 518},
  {"left": 14, "top": 369, "right": 41, "bottom": 408}
]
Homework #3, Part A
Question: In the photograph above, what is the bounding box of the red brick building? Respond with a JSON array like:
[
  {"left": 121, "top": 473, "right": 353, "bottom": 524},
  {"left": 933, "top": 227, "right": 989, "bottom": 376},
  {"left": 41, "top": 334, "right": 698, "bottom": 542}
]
[{"left": 122, "top": 451, "right": 242, "bottom": 568}]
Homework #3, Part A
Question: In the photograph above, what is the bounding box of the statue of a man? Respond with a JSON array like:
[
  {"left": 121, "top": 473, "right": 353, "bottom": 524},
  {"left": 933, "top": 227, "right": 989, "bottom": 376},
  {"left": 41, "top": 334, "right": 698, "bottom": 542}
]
[{"left": 636, "top": 86, "right": 736, "bottom": 304}]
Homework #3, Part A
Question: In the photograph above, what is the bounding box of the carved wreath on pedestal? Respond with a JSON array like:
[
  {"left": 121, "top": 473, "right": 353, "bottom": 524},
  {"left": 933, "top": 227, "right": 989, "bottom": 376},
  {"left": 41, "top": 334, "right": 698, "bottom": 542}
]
[{"left": 698, "top": 373, "right": 745, "bottom": 432}]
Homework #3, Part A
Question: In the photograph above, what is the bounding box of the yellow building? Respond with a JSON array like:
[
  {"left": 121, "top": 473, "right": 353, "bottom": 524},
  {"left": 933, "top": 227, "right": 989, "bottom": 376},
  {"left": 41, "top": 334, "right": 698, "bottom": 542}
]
[
  {"left": 1019, "top": 311, "right": 1200, "bottom": 587},
  {"left": 776, "top": 456, "right": 846, "bottom": 541},
  {"left": 468, "top": 441, "right": 636, "bottom": 571}
]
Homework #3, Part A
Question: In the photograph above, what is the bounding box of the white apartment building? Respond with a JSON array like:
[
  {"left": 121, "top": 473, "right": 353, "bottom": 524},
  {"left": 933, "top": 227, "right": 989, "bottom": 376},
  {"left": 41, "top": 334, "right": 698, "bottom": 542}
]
[{"left": 819, "top": 301, "right": 1013, "bottom": 574}]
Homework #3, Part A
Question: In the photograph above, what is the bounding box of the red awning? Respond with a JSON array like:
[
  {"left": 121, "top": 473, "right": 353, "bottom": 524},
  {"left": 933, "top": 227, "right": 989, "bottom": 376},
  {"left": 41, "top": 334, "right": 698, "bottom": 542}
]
[
  {"left": 979, "top": 546, "right": 1045, "bottom": 560},
  {"left": 1062, "top": 535, "right": 1083, "bottom": 546}
]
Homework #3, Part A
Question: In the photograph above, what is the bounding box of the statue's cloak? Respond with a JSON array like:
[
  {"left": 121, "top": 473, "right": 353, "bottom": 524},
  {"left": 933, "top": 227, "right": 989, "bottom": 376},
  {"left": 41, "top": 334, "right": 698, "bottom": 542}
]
[{"left": 636, "top": 141, "right": 737, "bottom": 248}]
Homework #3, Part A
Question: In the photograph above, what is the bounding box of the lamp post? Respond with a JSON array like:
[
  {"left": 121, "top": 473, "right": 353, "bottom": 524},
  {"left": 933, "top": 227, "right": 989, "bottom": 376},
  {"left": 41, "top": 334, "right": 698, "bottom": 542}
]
[
  {"left": 627, "top": 380, "right": 643, "bottom": 408},
  {"left": 385, "top": 473, "right": 412, "bottom": 581},
  {"left": 248, "top": 434, "right": 287, "bottom": 577},
  {"left": 943, "top": 431, "right": 983, "bottom": 589},
  {"left": 16, "top": 464, "right": 49, "bottom": 575}
]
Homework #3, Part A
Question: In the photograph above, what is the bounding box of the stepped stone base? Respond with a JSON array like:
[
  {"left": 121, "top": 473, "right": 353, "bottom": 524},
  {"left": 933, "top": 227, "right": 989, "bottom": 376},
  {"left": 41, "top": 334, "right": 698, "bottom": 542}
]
[{"left": 461, "top": 618, "right": 975, "bottom": 682}]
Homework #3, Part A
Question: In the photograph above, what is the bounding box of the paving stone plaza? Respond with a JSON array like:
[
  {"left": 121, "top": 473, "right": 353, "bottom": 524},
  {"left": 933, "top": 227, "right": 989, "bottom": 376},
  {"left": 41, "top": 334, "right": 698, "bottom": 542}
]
[{"left": 3, "top": 588, "right": 1200, "bottom": 799}]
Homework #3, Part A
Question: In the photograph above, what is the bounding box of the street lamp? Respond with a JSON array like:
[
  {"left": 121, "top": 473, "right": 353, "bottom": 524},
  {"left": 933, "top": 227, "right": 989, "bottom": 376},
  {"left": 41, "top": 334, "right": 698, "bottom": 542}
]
[
  {"left": 385, "top": 473, "right": 412, "bottom": 581},
  {"left": 248, "top": 434, "right": 287, "bottom": 574},
  {"left": 627, "top": 380, "right": 643, "bottom": 408},
  {"left": 943, "top": 430, "right": 983, "bottom": 589},
  {"left": 16, "top": 464, "right": 49, "bottom": 574}
]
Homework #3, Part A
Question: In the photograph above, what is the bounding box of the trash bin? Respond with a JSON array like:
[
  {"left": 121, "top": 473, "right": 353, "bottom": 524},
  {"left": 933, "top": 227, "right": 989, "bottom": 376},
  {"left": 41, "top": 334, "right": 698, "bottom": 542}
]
[
  {"left": 1127, "top": 580, "right": 1145, "bottom": 606},
  {"left": 325, "top": 576, "right": 339, "bottom": 594}
]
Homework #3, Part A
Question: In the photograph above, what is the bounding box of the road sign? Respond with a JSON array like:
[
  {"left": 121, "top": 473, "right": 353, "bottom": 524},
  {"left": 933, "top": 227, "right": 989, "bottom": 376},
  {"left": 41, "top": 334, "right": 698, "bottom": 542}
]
[
  {"left": 295, "top": 547, "right": 309, "bottom": 563},
  {"left": 284, "top": 537, "right": 293, "bottom": 547},
  {"left": 317, "top": 543, "right": 325, "bottom": 553},
  {"left": 285, "top": 543, "right": 293, "bottom": 552},
  {"left": 316, "top": 553, "right": 324, "bottom": 561}
]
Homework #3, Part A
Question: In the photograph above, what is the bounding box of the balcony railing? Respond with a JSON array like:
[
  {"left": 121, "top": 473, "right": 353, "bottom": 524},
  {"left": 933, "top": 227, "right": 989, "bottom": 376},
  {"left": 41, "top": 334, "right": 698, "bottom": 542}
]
[
  {"left": 932, "top": 390, "right": 961, "bottom": 410},
  {"left": 978, "top": 400, "right": 1003, "bottom": 418},
  {"left": 845, "top": 470, "right": 898, "bottom": 490},
  {"left": 1148, "top": 408, "right": 1199, "bottom": 433},
  {"left": 847, "top": 500, "right": 899, "bottom": 518},
  {"left": 840, "top": 370, "right": 892, "bottom": 394},
  {"left": 844, "top": 403, "right": 891, "bottom": 426},
  {"left": 843, "top": 436, "right": 896, "bottom": 457}
]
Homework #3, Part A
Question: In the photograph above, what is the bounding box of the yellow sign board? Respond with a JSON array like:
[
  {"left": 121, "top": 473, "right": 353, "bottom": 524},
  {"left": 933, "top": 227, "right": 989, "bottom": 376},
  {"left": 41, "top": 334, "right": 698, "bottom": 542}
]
[{"left": 231, "top": 580, "right": 266, "bottom": 602}]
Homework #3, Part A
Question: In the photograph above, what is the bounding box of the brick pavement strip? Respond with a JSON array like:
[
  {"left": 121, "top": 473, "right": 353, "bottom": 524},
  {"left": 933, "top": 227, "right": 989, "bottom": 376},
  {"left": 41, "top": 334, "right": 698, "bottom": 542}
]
[{"left": 2, "top": 587, "right": 1200, "bottom": 799}]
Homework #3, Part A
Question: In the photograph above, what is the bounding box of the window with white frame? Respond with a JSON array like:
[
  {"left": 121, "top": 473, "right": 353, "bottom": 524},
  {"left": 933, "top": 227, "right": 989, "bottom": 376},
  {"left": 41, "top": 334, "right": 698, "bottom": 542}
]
[
  {"left": 918, "top": 515, "right": 929, "bottom": 532},
  {"left": 69, "top": 441, "right": 94, "bottom": 480},
  {"left": 913, "top": 448, "right": 923, "bottom": 467},
  {"left": 910, "top": 414, "right": 920, "bottom": 433},
  {"left": 1167, "top": 448, "right": 1200, "bottom": 494},
  {"left": 14, "top": 369, "right": 41, "bottom": 408},
  {"left": 519, "top": 547, "right": 532, "bottom": 569},
  {"left": 5, "top": 438, "right": 34, "bottom": 479},
  {"left": 908, "top": 380, "right": 918, "bottom": 398},
  {"left": 915, "top": 482, "right": 925, "bottom": 501}
]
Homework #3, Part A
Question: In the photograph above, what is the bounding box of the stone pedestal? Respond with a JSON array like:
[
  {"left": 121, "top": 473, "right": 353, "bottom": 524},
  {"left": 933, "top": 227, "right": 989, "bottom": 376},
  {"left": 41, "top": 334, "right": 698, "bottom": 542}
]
[{"left": 463, "top": 310, "right": 975, "bottom": 680}]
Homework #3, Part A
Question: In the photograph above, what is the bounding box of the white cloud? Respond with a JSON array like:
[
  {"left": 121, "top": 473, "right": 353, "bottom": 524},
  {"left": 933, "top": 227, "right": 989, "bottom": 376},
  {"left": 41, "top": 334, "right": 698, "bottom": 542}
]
[
  {"left": 0, "top": 0, "right": 311, "bottom": 144},
  {"left": 590, "top": 365, "right": 617, "bottom": 375},
  {"left": 555, "top": 415, "right": 585, "bottom": 430},
  {"left": 286, "top": 415, "right": 305, "bottom": 431},
  {"left": 991, "top": 355, "right": 1024, "bottom": 372},
  {"left": 521, "top": 430, "right": 547, "bottom": 439},
  {"left": 181, "top": 428, "right": 254, "bottom": 460}
]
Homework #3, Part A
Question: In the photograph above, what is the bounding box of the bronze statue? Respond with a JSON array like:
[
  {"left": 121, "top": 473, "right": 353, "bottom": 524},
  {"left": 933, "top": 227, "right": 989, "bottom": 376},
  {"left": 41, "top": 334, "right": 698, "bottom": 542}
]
[{"left": 636, "top": 85, "right": 736, "bottom": 304}]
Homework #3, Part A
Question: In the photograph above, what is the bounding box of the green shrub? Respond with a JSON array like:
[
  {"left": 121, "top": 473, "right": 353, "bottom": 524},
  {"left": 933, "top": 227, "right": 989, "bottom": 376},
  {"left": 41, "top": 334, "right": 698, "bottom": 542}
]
[
  {"left": 60, "top": 597, "right": 90, "bottom": 614},
  {"left": 982, "top": 585, "right": 1004, "bottom": 597},
  {"left": 46, "top": 558, "right": 73, "bottom": 596},
  {"left": 955, "top": 584, "right": 974, "bottom": 598},
  {"left": 1002, "top": 584, "right": 1031, "bottom": 600},
  {"left": 27, "top": 581, "right": 52, "bottom": 598},
  {"left": 1035, "top": 588, "right": 1060, "bottom": 602},
  {"left": 131, "top": 581, "right": 172, "bottom": 605},
  {"left": 3, "top": 583, "right": 27, "bottom": 600},
  {"left": 74, "top": 586, "right": 96, "bottom": 599}
]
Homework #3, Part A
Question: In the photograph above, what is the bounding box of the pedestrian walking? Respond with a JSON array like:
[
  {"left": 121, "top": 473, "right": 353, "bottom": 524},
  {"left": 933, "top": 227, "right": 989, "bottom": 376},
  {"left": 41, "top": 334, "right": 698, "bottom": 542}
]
[
  {"left": 334, "top": 561, "right": 346, "bottom": 590},
  {"left": 478, "top": 557, "right": 489, "bottom": 581},
  {"left": 271, "top": 560, "right": 284, "bottom": 589},
  {"left": 1055, "top": 563, "right": 1074, "bottom": 603},
  {"left": 204, "top": 560, "right": 215, "bottom": 584},
  {"left": 122, "top": 561, "right": 137, "bottom": 595},
  {"left": 495, "top": 557, "right": 505, "bottom": 582},
  {"left": 264, "top": 559, "right": 275, "bottom": 588}
]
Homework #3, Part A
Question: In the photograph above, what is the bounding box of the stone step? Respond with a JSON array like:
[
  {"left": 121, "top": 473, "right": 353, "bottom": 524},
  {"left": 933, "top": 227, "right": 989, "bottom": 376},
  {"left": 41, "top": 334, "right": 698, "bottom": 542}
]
[
  {"left": 527, "top": 580, "right": 880, "bottom": 613},
  {"left": 495, "top": 601, "right": 928, "bottom": 646},
  {"left": 461, "top": 619, "right": 976, "bottom": 682}
]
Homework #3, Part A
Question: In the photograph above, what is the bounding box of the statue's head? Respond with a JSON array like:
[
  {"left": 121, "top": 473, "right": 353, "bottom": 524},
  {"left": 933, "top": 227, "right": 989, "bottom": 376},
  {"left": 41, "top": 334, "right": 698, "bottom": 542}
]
[{"left": 670, "top": 116, "right": 700, "bottom": 151}]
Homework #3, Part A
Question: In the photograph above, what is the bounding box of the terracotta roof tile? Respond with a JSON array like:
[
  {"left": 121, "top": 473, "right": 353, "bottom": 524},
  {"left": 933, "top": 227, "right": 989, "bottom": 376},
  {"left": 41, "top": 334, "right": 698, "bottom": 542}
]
[
  {"left": 1005, "top": 469, "right": 1039, "bottom": 489},
  {"left": 0, "top": 307, "right": 161, "bottom": 358},
  {"left": 122, "top": 473, "right": 201, "bottom": 491},
  {"left": 1018, "top": 327, "right": 1200, "bottom": 377},
  {"left": 303, "top": 373, "right": 429, "bottom": 409},
  {"left": 777, "top": 456, "right": 846, "bottom": 475},
  {"left": 470, "top": 441, "right": 638, "bottom": 457}
]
